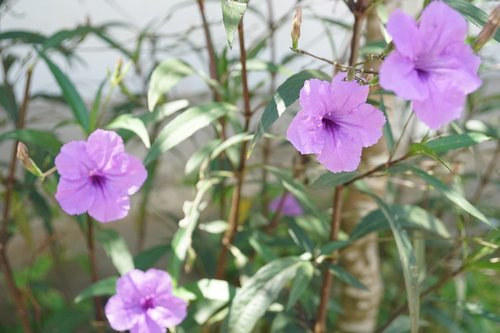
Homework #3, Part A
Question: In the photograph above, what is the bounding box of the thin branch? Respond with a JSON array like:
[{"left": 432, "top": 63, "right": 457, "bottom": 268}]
[
  {"left": 0, "top": 67, "right": 34, "bottom": 333},
  {"left": 471, "top": 141, "right": 500, "bottom": 203},
  {"left": 215, "top": 18, "right": 252, "bottom": 279},
  {"left": 86, "top": 216, "right": 105, "bottom": 328},
  {"left": 314, "top": 186, "right": 345, "bottom": 333}
]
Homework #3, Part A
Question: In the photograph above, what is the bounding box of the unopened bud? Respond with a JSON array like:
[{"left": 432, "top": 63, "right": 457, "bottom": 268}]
[
  {"left": 473, "top": 6, "right": 500, "bottom": 51},
  {"left": 291, "top": 6, "right": 302, "bottom": 50},
  {"left": 17, "top": 142, "right": 43, "bottom": 177}
]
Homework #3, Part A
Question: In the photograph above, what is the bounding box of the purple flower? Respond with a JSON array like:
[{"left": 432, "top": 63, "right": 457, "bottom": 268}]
[
  {"left": 55, "top": 129, "right": 147, "bottom": 223},
  {"left": 379, "top": 1, "right": 481, "bottom": 129},
  {"left": 105, "top": 269, "right": 187, "bottom": 333},
  {"left": 269, "top": 193, "right": 303, "bottom": 217},
  {"left": 287, "top": 74, "right": 386, "bottom": 173}
]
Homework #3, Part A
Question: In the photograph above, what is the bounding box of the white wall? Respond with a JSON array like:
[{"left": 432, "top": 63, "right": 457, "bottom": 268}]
[{"left": 1, "top": 0, "right": 426, "bottom": 99}]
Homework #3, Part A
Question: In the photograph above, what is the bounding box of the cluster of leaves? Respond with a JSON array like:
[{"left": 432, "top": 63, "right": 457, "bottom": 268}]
[{"left": 0, "top": 0, "right": 499, "bottom": 333}]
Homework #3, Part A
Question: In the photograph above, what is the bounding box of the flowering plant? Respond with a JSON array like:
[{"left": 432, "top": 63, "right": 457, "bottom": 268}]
[{"left": 0, "top": 1, "right": 498, "bottom": 333}]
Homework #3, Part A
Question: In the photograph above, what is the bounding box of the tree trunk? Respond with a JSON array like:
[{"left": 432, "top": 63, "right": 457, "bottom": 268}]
[{"left": 336, "top": 8, "right": 390, "bottom": 333}]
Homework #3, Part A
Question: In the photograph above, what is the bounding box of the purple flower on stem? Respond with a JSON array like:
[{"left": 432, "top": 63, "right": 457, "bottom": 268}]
[
  {"left": 287, "top": 74, "right": 386, "bottom": 173},
  {"left": 105, "top": 269, "right": 187, "bottom": 333},
  {"left": 379, "top": 1, "right": 481, "bottom": 129},
  {"left": 269, "top": 193, "right": 303, "bottom": 217},
  {"left": 55, "top": 129, "right": 147, "bottom": 223}
]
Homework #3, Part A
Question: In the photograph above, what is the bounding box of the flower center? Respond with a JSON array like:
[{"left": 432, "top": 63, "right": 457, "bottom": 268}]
[
  {"left": 321, "top": 117, "right": 339, "bottom": 134},
  {"left": 90, "top": 174, "right": 106, "bottom": 188},
  {"left": 415, "top": 68, "right": 430, "bottom": 81},
  {"left": 141, "top": 296, "right": 155, "bottom": 310}
]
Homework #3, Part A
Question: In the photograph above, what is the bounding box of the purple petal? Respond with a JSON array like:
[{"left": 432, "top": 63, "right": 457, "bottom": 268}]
[
  {"left": 336, "top": 104, "right": 386, "bottom": 147},
  {"left": 386, "top": 9, "right": 422, "bottom": 58},
  {"left": 148, "top": 296, "right": 187, "bottom": 328},
  {"left": 105, "top": 295, "right": 142, "bottom": 331},
  {"left": 431, "top": 42, "right": 481, "bottom": 94},
  {"left": 413, "top": 76, "right": 466, "bottom": 129},
  {"left": 316, "top": 127, "right": 362, "bottom": 173},
  {"left": 419, "top": 1, "right": 467, "bottom": 54},
  {"left": 379, "top": 53, "right": 429, "bottom": 100},
  {"left": 86, "top": 129, "right": 125, "bottom": 170},
  {"left": 331, "top": 73, "right": 369, "bottom": 112},
  {"left": 287, "top": 110, "right": 324, "bottom": 155},
  {"left": 130, "top": 314, "right": 165, "bottom": 333},
  {"left": 299, "top": 79, "right": 335, "bottom": 117},
  {"left": 105, "top": 155, "right": 147, "bottom": 195},
  {"left": 55, "top": 178, "right": 94, "bottom": 215},
  {"left": 269, "top": 194, "right": 303, "bottom": 217},
  {"left": 55, "top": 141, "right": 92, "bottom": 180},
  {"left": 144, "top": 269, "right": 173, "bottom": 295},
  {"left": 87, "top": 184, "right": 130, "bottom": 223},
  {"left": 116, "top": 269, "right": 145, "bottom": 305}
]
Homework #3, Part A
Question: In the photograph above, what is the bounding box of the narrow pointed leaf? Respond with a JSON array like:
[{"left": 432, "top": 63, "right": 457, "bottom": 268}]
[
  {"left": 144, "top": 103, "right": 235, "bottom": 165},
  {"left": 148, "top": 59, "right": 195, "bottom": 111},
  {"left": 221, "top": 0, "right": 248, "bottom": 48},
  {"left": 38, "top": 52, "right": 90, "bottom": 132},
  {"left": 106, "top": 114, "right": 151, "bottom": 148}
]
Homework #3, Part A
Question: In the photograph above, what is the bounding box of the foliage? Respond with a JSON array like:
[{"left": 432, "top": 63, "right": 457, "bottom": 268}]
[{"left": 0, "top": 0, "right": 499, "bottom": 333}]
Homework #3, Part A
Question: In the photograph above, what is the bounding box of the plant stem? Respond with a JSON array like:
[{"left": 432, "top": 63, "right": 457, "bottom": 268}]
[
  {"left": 196, "top": 0, "right": 228, "bottom": 220},
  {"left": 261, "top": 0, "right": 277, "bottom": 218},
  {"left": 215, "top": 18, "right": 251, "bottom": 279},
  {"left": 0, "top": 67, "right": 34, "bottom": 333},
  {"left": 314, "top": 186, "right": 345, "bottom": 333},
  {"left": 471, "top": 141, "right": 500, "bottom": 203},
  {"left": 86, "top": 215, "right": 105, "bottom": 326},
  {"left": 196, "top": 0, "right": 221, "bottom": 103}
]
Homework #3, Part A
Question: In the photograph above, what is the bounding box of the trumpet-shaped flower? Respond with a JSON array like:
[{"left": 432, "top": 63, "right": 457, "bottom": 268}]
[
  {"left": 287, "top": 74, "right": 385, "bottom": 173},
  {"left": 55, "top": 129, "right": 147, "bottom": 223},
  {"left": 379, "top": 1, "right": 481, "bottom": 129},
  {"left": 269, "top": 193, "right": 303, "bottom": 217},
  {"left": 105, "top": 269, "right": 187, "bottom": 333}
]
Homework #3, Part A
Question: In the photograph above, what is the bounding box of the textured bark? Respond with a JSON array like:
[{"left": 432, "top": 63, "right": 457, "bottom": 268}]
[{"left": 336, "top": 8, "right": 390, "bottom": 333}]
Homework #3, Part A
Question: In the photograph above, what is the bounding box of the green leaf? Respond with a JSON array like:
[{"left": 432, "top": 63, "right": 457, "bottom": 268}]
[
  {"left": 95, "top": 228, "right": 134, "bottom": 275},
  {"left": 287, "top": 220, "right": 314, "bottom": 253},
  {"left": 327, "top": 264, "right": 368, "bottom": 290},
  {"left": 0, "top": 84, "right": 19, "bottom": 123},
  {"left": 412, "top": 133, "right": 491, "bottom": 155},
  {"left": 0, "top": 129, "right": 62, "bottom": 155},
  {"left": 311, "top": 171, "right": 358, "bottom": 189},
  {"left": 89, "top": 78, "right": 107, "bottom": 132},
  {"left": 144, "top": 103, "right": 235, "bottom": 165},
  {"left": 133, "top": 244, "right": 170, "bottom": 271},
  {"left": 249, "top": 70, "right": 329, "bottom": 155},
  {"left": 141, "top": 99, "right": 190, "bottom": 124},
  {"left": 38, "top": 52, "right": 90, "bottom": 132},
  {"left": 286, "top": 261, "right": 314, "bottom": 310},
  {"left": 227, "top": 257, "right": 305, "bottom": 333},
  {"left": 193, "top": 279, "right": 236, "bottom": 302},
  {"left": 393, "top": 165, "right": 493, "bottom": 228},
  {"left": 106, "top": 114, "right": 151, "bottom": 148},
  {"left": 318, "top": 240, "right": 350, "bottom": 256},
  {"left": 147, "top": 59, "right": 195, "bottom": 111},
  {"left": 74, "top": 276, "right": 117, "bottom": 303},
  {"left": 169, "top": 178, "right": 222, "bottom": 282},
  {"left": 221, "top": 0, "right": 248, "bottom": 48},
  {"left": 445, "top": 0, "right": 500, "bottom": 42},
  {"left": 350, "top": 204, "right": 450, "bottom": 240},
  {"left": 185, "top": 139, "right": 222, "bottom": 175}
]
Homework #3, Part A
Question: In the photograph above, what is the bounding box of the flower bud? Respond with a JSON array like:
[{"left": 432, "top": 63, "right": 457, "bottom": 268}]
[
  {"left": 16, "top": 142, "right": 43, "bottom": 177},
  {"left": 291, "top": 6, "right": 302, "bottom": 50},
  {"left": 473, "top": 5, "right": 500, "bottom": 51}
]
